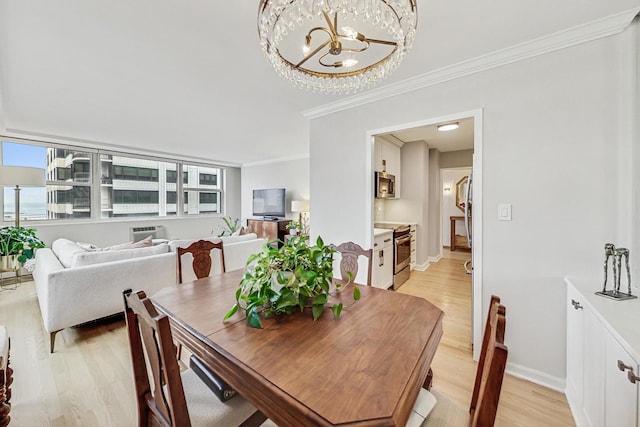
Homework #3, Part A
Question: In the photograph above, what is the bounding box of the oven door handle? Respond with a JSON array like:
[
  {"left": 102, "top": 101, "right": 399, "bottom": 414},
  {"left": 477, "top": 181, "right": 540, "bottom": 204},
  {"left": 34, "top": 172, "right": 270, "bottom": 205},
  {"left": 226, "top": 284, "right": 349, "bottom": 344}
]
[{"left": 395, "top": 235, "right": 411, "bottom": 245}]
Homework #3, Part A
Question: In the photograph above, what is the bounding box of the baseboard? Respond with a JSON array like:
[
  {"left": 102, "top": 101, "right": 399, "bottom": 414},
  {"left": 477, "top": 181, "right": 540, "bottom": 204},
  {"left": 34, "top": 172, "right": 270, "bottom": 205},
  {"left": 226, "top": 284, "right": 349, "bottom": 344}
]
[
  {"left": 428, "top": 254, "right": 442, "bottom": 263},
  {"left": 505, "top": 361, "right": 566, "bottom": 393},
  {"left": 414, "top": 261, "right": 430, "bottom": 271}
]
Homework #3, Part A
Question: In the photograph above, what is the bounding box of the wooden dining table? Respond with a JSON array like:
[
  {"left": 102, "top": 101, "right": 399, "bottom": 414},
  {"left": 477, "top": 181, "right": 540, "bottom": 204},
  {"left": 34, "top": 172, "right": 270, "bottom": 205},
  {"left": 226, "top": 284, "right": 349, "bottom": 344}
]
[{"left": 151, "top": 269, "right": 444, "bottom": 427}]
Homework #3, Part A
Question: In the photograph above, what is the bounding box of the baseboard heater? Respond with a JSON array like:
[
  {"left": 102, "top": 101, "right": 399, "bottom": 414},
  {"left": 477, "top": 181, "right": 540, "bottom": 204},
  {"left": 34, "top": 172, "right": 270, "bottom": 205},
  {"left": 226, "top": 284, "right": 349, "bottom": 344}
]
[{"left": 130, "top": 225, "right": 166, "bottom": 242}]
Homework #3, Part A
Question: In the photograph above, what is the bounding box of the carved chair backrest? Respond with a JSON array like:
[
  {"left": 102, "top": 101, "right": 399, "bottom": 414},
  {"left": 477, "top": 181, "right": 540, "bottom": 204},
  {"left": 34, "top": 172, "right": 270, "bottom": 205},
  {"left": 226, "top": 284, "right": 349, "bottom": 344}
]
[
  {"left": 177, "top": 240, "right": 225, "bottom": 284},
  {"left": 123, "top": 289, "right": 191, "bottom": 427},
  {"left": 470, "top": 295, "right": 508, "bottom": 427},
  {"left": 330, "top": 242, "right": 373, "bottom": 287}
]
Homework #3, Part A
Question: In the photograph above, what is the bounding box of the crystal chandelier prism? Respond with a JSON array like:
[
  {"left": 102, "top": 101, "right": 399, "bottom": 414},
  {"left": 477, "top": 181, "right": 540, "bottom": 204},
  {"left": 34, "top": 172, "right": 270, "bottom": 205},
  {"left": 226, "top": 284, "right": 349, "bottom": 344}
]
[{"left": 258, "top": 0, "right": 418, "bottom": 94}]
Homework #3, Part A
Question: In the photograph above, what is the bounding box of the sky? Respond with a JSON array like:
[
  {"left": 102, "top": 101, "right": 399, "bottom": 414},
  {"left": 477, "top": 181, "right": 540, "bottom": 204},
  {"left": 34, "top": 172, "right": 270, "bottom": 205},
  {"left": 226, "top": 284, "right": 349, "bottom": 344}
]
[{"left": 2, "top": 141, "right": 47, "bottom": 208}]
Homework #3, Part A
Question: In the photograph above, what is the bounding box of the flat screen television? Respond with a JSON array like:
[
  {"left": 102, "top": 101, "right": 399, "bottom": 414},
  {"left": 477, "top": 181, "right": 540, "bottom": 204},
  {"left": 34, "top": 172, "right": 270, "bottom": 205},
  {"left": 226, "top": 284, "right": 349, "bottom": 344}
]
[{"left": 252, "top": 188, "right": 286, "bottom": 219}]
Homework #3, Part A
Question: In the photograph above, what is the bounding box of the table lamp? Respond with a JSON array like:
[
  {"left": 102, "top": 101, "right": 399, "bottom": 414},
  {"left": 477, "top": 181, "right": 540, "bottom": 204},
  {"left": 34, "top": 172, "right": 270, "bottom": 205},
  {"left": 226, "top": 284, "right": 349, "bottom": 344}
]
[
  {"left": 0, "top": 165, "right": 46, "bottom": 227},
  {"left": 291, "top": 200, "right": 310, "bottom": 235}
]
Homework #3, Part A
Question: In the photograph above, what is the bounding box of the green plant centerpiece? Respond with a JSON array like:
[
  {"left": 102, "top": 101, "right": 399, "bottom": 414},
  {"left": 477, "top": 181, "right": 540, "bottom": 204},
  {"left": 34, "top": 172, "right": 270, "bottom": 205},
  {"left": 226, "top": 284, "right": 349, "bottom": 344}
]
[
  {"left": 0, "top": 226, "right": 45, "bottom": 269},
  {"left": 224, "top": 235, "right": 360, "bottom": 328}
]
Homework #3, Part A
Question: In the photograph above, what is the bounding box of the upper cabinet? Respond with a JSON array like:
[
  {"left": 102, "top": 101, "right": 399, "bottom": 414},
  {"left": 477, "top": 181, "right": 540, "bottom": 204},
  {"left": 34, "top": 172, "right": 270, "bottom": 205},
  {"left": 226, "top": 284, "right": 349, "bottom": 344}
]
[{"left": 374, "top": 138, "right": 401, "bottom": 197}]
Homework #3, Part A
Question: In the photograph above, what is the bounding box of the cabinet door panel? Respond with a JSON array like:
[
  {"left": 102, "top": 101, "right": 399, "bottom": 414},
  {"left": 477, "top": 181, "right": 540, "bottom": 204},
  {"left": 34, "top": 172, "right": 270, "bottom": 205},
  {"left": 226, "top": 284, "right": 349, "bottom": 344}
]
[
  {"left": 583, "top": 307, "right": 605, "bottom": 427},
  {"left": 605, "top": 332, "right": 638, "bottom": 427},
  {"left": 566, "top": 285, "right": 585, "bottom": 415}
]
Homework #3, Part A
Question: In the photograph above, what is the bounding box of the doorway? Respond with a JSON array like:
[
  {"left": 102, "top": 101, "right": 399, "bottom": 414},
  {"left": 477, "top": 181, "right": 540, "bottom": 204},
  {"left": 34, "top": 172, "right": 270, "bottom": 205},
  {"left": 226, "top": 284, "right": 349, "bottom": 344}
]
[{"left": 368, "top": 109, "right": 483, "bottom": 359}]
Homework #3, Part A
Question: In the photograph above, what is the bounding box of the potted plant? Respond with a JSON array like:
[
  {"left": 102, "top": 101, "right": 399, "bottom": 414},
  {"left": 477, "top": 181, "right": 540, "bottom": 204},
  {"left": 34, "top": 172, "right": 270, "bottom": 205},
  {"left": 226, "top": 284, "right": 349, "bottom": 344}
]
[
  {"left": 224, "top": 235, "right": 360, "bottom": 328},
  {"left": 285, "top": 220, "right": 302, "bottom": 235},
  {"left": 0, "top": 226, "right": 45, "bottom": 270},
  {"left": 216, "top": 216, "right": 240, "bottom": 237}
]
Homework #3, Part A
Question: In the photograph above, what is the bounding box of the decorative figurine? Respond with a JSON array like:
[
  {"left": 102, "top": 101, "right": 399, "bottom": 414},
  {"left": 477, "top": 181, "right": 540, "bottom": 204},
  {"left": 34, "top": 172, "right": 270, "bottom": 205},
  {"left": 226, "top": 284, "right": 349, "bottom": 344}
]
[{"left": 596, "top": 243, "right": 636, "bottom": 300}]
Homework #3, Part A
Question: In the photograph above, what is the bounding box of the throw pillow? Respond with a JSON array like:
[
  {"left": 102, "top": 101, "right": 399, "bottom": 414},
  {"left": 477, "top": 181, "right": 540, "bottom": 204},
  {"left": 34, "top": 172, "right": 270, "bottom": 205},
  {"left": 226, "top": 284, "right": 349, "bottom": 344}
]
[
  {"left": 76, "top": 242, "right": 99, "bottom": 251},
  {"left": 102, "top": 235, "right": 153, "bottom": 251}
]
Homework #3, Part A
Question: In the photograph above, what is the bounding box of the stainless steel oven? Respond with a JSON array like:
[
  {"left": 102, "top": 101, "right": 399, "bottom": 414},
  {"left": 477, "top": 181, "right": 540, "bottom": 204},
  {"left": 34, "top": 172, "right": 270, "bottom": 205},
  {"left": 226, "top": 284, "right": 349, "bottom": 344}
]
[{"left": 393, "top": 226, "right": 411, "bottom": 289}]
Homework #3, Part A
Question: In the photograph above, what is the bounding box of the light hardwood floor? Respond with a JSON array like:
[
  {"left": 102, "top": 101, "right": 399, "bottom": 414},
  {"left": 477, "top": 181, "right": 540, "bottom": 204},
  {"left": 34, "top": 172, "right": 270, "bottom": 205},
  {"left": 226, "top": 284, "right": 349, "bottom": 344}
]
[
  {"left": 0, "top": 251, "right": 575, "bottom": 426},
  {"left": 398, "top": 249, "right": 575, "bottom": 427}
]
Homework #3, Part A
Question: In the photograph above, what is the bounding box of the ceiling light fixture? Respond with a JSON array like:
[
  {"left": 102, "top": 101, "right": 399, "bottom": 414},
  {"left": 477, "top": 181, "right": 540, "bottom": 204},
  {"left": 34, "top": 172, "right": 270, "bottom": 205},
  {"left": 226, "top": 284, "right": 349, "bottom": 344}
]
[
  {"left": 258, "top": 0, "right": 418, "bottom": 94},
  {"left": 437, "top": 122, "right": 459, "bottom": 132}
]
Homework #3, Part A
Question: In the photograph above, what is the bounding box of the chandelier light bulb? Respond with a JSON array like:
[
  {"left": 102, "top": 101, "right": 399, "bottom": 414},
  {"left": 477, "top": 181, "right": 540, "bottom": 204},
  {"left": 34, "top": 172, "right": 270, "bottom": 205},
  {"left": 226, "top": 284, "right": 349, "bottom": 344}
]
[
  {"left": 342, "top": 58, "right": 358, "bottom": 67},
  {"left": 342, "top": 27, "right": 358, "bottom": 40},
  {"left": 258, "top": 0, "right": 418, "bottom": 94}
]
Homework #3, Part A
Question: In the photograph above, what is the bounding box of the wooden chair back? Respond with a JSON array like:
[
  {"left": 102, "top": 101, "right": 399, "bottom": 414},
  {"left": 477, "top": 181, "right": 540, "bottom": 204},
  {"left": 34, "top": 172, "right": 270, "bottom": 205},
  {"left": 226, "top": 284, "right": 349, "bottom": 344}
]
[
  {"left": 177, "top": 240, "right": 225, "bottom": 283},
  {"left": 0, "top": 326, "right": 11, "bottom": 427},
  {"left": 330, "top": 242, "right": 373, "bottom": 286},
  {"left": 470, "top": 295, "right": 508, "bottom": 427},
  {"left": 123, "top": 289, "right": 191, "bottom": 427}
]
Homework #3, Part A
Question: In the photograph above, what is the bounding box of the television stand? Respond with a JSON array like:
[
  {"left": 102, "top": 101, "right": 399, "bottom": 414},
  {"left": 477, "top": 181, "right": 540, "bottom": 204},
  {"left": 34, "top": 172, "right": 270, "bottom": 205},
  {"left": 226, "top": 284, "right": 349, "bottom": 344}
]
[
  {"left": 247, "top": 219, "right": 289, "bottom": 247},
  {"left": 262, "top": 216, "right": 280, "bottom": 221}
]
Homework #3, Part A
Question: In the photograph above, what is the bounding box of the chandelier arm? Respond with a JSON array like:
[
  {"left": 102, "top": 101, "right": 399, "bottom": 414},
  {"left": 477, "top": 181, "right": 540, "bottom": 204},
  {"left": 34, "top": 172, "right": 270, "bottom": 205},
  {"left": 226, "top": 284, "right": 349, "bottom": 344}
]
[
  {"left": 363, "top": 38, "right": 398, "bottom": 47},
  {"left": 318, "top": 51, "right": 339, "bottom": 68},
  {"left": 295, "top": 39, "right": 331, "bottom": 69},
  {"left": 322, "top": 11, "right": 339, "bottom": 37}
]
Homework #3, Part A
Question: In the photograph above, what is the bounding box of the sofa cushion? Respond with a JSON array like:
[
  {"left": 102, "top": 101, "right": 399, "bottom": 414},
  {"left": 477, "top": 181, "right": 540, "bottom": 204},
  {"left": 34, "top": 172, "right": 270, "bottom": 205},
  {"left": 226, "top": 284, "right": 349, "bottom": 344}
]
[
  {"left": 71, "top": 243, "right": 169, "bottom": 267},
  {"left": 52, "top": 239, "right": 87, "bottom": 268},
  {"left": 220, "top": 233, "right": 257, "bottom": 245}
]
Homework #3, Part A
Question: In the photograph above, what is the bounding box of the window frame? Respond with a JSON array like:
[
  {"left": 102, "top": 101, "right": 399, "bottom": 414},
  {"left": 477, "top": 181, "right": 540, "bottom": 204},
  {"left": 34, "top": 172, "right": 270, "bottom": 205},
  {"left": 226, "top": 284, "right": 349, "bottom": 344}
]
[{"left": 0, "top": 136, "right": 228, "bottom": 225}]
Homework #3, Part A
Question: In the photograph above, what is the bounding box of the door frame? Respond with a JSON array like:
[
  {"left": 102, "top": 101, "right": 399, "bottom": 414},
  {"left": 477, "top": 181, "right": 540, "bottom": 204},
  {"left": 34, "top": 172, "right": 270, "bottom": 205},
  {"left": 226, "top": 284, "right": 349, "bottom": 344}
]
[{"left": 367, "top": 108, "right": 484, "bottom": 360}]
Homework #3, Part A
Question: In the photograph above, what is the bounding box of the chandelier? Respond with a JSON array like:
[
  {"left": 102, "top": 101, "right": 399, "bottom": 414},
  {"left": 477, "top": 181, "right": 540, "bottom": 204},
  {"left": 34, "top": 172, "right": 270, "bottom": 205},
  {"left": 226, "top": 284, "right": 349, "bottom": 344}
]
[{"left": 258, "top": 0, "right": 418, "bottom": 94}]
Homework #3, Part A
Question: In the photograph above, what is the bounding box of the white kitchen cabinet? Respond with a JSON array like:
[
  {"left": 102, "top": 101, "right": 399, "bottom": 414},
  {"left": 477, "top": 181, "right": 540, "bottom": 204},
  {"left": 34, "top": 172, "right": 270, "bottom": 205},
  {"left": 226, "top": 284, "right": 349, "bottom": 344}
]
[
  {"left": 410, "top": 225, "right": 416, "bottom": 270},
  {"left": 372, "top": 230, "right": 393, "bottom": 289},
  {"left": 565, "top": 278, "right": 640, "bottom": 426}
]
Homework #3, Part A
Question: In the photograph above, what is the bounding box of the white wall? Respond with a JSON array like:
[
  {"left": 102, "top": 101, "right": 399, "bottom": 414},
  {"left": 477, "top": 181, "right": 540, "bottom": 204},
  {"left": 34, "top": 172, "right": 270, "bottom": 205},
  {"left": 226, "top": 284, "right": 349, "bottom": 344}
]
[
  {"left": 310, "top": 27, "right": 636, "bottom": 386},
  {"left": 441, "top": 168, "right": 472, "bottom": 248},
  {"left": 241, "top": 157, "right": 310, "bottom": 226}
]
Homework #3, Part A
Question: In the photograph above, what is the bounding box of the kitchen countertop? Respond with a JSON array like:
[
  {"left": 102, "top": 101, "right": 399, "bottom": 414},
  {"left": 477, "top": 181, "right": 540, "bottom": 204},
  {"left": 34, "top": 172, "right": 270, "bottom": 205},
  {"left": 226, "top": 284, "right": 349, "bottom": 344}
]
[{"left": 374, "top": 228, "right": 393, "bottom": 237}]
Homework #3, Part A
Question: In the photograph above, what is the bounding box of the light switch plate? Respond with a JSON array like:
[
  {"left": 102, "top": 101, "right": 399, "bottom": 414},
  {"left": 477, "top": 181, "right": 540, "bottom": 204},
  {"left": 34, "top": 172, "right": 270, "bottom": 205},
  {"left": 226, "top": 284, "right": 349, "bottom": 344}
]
[{"left": 498, "top": 203, "right": 512, "bottom": 221}]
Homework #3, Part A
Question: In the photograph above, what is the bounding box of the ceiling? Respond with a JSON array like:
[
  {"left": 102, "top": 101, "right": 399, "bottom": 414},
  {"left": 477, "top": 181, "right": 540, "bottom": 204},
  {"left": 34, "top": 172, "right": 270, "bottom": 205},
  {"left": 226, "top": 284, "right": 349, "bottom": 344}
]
[
  {"left": 0, "top": 1, "right": 638, "bottom": 166},
  {"left": 383, "top": 118, "right": 474, "bottom": 152}
]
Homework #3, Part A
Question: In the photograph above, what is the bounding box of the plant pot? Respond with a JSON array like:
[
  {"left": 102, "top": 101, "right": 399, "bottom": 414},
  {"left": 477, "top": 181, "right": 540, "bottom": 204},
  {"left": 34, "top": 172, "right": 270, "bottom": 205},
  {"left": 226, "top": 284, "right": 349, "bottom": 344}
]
[
  {"left": 289, "top": 229, "right": 297, "bottom": 235},
  {"left": 0, "top": 255, "right": 19, "bottom": 270}
]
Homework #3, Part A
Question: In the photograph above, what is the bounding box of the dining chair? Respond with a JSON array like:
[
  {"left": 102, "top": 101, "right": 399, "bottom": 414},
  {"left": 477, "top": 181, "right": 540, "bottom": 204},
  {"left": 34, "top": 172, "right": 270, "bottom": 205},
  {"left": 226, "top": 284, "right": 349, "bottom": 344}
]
[
  {"left": 177, "top": 239, "right": 225, "bottom": 284},
  {"left": 122, "top": 289, "right": 267, "bottom": 427},
  {"left": 410, "top": 295, "right": 508, "bottom": 427},
  {"left": 0, "top": 326, "right": 12, "bottom": 427},
  {"left": 330, "top": 242, "right": 373, "bottom": 286}
]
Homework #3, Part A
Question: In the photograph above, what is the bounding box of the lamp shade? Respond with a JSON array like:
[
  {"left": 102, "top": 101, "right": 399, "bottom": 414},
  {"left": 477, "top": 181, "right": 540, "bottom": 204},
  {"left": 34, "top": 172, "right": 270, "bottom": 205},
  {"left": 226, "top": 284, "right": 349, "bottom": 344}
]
[
  {"left": 291, "top": 200, "right": 310, "bottom": 213},
  {"left": 0, "top": 165, "right": 45, "bottom": 187}
]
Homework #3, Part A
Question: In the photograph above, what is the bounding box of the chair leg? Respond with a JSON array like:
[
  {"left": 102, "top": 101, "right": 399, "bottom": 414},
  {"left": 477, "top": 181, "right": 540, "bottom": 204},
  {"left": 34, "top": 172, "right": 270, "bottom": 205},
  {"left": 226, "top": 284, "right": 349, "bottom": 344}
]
[
  {"left": 50, "top": 330, "right": 62, "bottom": 353},
  {"left": 423, "top": 368, "right": 433, "bottom": 390},
  {"left": 239, "top": 410, "right": 268, "bottom": 427}
]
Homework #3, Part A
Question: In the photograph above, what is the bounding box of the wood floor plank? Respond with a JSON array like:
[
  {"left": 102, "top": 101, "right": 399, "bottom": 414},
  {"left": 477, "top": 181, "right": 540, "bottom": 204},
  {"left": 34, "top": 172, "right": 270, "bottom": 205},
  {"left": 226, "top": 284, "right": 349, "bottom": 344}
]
[
  {"left": 0, "top": 251, "right": 574, "bottom": 426},
  {"left": 399, "top": 250, "right": 575, "bottom": 427}
]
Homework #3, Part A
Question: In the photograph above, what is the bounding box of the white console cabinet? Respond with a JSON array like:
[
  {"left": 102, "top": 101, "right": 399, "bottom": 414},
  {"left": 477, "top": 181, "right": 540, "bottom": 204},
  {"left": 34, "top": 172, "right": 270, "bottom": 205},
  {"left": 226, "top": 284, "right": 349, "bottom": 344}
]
[{"left": 565, "top": 277, "right": 640, "bottom": 426}]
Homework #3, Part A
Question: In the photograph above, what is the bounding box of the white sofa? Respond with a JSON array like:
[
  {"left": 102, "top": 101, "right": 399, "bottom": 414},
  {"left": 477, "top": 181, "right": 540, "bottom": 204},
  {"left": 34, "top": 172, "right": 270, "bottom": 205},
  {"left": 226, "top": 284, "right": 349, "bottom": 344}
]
[{"left": 33, "top": 233, "right": 266, "bottom": 352}]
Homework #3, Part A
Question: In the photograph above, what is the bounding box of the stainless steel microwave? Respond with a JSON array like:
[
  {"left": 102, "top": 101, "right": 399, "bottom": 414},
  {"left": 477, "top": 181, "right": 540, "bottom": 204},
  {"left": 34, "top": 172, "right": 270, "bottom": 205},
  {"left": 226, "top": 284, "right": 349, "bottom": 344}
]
[{"left": 375, "top": 171, "right": 396, "bottom": 198}]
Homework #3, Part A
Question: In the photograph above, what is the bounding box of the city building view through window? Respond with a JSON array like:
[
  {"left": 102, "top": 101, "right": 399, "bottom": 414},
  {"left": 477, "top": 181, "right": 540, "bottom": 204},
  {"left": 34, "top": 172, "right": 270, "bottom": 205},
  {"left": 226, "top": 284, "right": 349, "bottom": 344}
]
[{"left": 2, "top": 140, "right": 224, "bottom": 222}]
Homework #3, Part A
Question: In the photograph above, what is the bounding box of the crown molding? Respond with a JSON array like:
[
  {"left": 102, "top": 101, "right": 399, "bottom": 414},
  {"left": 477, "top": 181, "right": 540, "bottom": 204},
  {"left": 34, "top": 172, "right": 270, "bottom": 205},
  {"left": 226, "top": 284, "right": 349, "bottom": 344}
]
[
  {"left": 242, "top": 153, "right": 310, "bottom": 168},
  {"left": 304, "top": 7, "right": 640, "bottom": 119}
]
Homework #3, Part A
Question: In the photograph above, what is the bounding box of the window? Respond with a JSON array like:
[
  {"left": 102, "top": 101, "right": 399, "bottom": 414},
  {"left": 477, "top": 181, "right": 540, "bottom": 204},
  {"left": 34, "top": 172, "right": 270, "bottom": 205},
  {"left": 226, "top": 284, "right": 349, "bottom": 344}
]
[
  {"left": 1, "top": 139, "right": 225, "bottom": 222},
  {"left": 199, "top": 173, "right": 217, "bottom": 186},
  {"left": 2, "top": 141, "right": 94, "bottom": 221},
  {"left": 183, "top": 164, "right": 221, "bottom": 215}
]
